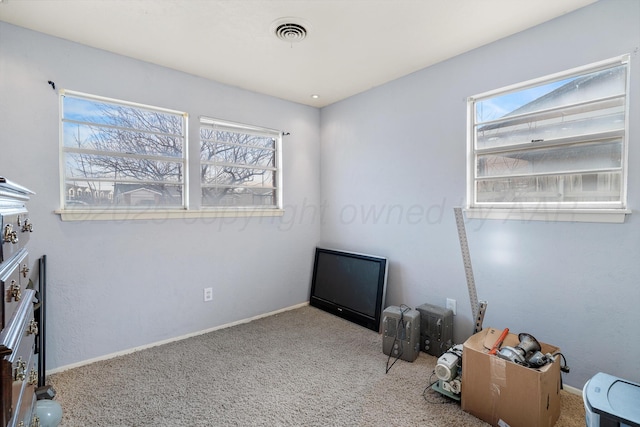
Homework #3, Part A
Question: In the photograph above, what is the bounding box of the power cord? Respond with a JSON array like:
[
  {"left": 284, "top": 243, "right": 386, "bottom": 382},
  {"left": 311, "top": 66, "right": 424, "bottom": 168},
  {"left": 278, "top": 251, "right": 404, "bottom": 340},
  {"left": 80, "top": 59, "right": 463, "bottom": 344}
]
[
  {"left": 553, "top": 352, "right": 570, "bottom": 390},
  {"left": 554, "top": 352, "right": 570, "bottom": 373},
  {"left": 422, "top": 370, "right": 458, "bottom": 405}
]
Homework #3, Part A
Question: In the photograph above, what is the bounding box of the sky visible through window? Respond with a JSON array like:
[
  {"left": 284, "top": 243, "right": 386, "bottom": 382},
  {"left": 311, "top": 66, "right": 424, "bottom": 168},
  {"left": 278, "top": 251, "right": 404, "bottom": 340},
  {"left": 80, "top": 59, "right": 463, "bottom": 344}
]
[
  {"left": 61, "top": 93, "right": 187, "bottom": 208},
  {"left": 470, "top": 58, "right": 628, "bottom": 211},
  {"left": 63, "top": 96, "right": 103, "bottom": 121},
  {"left": 475, "top": 78, "right": 569, "bottom": 123},
  {"left": 62, "top": 96, "right": 104, "bottom": 148}
]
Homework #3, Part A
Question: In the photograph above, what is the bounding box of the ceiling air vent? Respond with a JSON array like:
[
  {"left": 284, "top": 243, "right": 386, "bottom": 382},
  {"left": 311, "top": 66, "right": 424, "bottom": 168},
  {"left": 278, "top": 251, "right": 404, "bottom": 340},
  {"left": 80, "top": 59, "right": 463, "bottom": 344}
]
[{"left": 271, "top": 18, "right": 309, "bottom": 43}]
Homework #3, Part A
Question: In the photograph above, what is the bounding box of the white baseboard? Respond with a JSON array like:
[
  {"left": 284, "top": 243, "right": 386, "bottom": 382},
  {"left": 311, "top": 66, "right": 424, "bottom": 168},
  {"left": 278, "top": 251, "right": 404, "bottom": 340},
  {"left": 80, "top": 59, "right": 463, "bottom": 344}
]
[
  {"left": 48, "top": 302, "right": 309, "bottom": 375},
  {"left": 563, "top": 384, "right": 582, "bottom": 396}
]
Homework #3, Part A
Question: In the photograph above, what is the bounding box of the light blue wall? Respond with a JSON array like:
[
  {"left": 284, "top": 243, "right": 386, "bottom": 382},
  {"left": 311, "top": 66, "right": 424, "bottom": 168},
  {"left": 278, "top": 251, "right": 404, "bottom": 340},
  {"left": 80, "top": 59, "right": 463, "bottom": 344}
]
[
  {"left": 320, "top": 0, "right": 640, "bottom": 389},
  {"left": 2, "top": 0, "right": 638, "bottom": 390},
  {"left": 0, "top": 22, "right": 321, "bottom": 370}
]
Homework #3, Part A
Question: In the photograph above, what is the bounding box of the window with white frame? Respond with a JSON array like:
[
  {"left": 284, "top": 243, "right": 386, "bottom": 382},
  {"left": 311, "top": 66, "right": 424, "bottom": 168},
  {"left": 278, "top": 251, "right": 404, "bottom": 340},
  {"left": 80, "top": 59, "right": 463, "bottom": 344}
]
[
  {"left": 199, "top": 117, "right": 282, "bottom": 209},
  {"left": 60, "top": 90, "right": 187, "bottom": 210},
  {"left": 467, "top": 55, "right": 630, "bottom": 222}
]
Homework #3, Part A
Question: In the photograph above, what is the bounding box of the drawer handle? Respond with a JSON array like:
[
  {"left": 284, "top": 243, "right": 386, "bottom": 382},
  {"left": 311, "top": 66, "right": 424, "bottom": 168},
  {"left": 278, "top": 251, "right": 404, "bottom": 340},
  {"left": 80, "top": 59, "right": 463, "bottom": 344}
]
[
  {"left": 21, "top": 264, "right": 30, "bottom": 278},
  {"left": 15, "top": 357, "right": 26, "bottom": 382},
  {"left": 20, "top": 217, "right": 33, "bottom": 233},
  {"left": 28, "top": 368, "right": 38, "bottom": 385},
  {"left": 28, "top": 319, "right": 39, "bottom": 336},
  {"left": 3, "top": 224, "right": 18, "bottom": 244},
  {"left": 9, "top": 280, "right": 21, "bottom": 302}
]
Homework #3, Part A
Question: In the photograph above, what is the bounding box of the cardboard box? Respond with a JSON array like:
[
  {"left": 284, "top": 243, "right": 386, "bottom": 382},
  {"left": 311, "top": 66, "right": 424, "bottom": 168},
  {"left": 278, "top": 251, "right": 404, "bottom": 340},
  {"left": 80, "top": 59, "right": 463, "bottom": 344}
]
[{"left": 461, "top": 328, "right": 561, "bottom": 427}]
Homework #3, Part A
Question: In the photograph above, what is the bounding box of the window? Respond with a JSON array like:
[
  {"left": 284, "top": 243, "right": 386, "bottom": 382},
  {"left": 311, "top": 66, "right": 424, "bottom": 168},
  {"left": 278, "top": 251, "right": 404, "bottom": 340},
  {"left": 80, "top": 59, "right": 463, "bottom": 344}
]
[
  {"left": 467, "top": 55, "right": 630, "bottom": 222},
  {"left": 57, "top": 91, "right": 286, "bottom": 221},
  {"left": 199, "top": 117, "right": 282, "bottom": 210},
  {"left": 60, "top": 90, "right": 187, "bottom": 210}
]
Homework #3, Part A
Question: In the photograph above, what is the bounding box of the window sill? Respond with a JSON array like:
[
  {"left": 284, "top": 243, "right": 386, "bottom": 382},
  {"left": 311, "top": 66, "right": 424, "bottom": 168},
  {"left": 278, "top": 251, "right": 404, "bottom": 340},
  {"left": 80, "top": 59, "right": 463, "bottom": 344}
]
[
  {"left": 464, "top": 208, "right": 631, "bottom": 223},
  {"left": 55, "top": 208, "right": 285, "bottom": 222}
]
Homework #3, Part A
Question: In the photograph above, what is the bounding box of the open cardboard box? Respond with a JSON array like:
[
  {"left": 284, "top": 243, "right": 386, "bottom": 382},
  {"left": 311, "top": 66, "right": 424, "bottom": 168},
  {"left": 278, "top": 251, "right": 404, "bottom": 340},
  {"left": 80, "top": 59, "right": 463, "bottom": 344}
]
[{"left": 461, "top": 328, "right": 561, "bottom": 427}]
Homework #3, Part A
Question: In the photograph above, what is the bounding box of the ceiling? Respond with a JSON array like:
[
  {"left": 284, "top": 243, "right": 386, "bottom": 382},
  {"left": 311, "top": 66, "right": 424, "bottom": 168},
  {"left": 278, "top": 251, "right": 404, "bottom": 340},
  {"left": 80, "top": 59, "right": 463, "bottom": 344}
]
[{"left": 0, "top": 0, "right": 597, "bottom": 107}]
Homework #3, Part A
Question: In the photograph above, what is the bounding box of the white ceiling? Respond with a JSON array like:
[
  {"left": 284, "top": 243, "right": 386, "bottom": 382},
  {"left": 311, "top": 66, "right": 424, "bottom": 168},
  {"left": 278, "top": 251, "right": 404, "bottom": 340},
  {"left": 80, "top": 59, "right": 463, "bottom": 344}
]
[{"left": 0, "top": 0, "right": 597, "bottom": 107}]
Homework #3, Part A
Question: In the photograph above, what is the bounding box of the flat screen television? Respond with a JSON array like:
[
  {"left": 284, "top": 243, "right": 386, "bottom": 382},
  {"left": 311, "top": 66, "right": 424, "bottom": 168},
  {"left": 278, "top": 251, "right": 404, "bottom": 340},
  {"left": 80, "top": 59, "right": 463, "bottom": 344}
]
[{"left": 309, "top": 247, "right": 388, "bottom": 332}]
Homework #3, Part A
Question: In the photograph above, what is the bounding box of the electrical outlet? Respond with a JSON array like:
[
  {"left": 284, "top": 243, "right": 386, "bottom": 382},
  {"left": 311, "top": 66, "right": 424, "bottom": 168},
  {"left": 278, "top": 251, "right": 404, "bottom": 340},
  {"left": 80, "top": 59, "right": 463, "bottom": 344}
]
[
  {"left": 446, "top": 298, "right": 457, "bottom": 315},
  {"left": 203, "top": 287, "right": 213, "bottom": 302}
]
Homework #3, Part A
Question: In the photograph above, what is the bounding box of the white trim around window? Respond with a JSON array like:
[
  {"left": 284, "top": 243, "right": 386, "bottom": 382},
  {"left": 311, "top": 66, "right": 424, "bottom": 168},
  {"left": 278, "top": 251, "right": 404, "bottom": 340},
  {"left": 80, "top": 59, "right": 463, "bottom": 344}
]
[
  {"left": 199, "top": 116, "right": 283, "bottom": 211},
  {"left": 55, "top": 91, "right": 285, "bottom": 221},
  {"left": 466, "top": 55, "right": 632, "bottom": 223}
]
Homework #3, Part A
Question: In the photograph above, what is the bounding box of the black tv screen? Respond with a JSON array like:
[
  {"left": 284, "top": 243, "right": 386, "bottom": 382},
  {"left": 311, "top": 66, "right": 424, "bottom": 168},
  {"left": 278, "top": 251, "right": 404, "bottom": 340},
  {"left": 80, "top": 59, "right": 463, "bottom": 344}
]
[{"left": 309, "top": 247, "right": 388, "bottom": 332}]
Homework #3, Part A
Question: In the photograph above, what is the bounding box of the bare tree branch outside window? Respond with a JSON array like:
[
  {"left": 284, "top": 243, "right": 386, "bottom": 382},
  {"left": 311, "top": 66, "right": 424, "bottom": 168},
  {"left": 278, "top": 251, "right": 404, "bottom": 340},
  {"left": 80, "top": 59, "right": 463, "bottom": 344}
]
[
  {"left": 61, "top": 92, "right": 187, "bottom": 209},
  {"left": 61, "top": 93, "right": 282, "bottom": 212},
  {"left": 199, "top": 120, "right": 280, "bottom": 208}
]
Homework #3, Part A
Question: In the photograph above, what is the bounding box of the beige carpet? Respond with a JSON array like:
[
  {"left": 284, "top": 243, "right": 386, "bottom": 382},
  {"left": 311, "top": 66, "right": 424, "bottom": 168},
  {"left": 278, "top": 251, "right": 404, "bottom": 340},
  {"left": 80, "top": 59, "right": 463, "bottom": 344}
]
[{"left": 48, "top": 305, "right": 585, "bottom": 426}]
